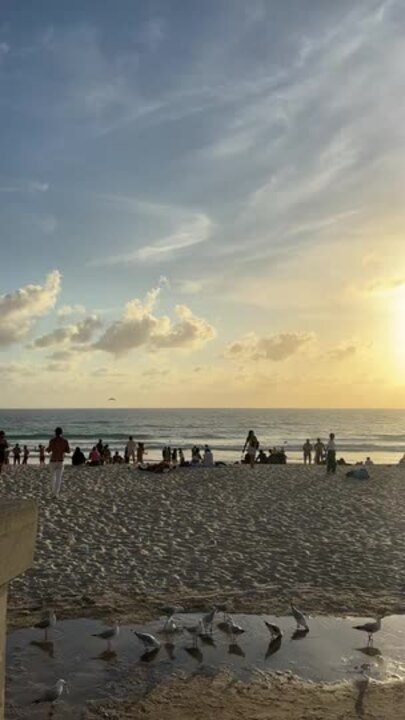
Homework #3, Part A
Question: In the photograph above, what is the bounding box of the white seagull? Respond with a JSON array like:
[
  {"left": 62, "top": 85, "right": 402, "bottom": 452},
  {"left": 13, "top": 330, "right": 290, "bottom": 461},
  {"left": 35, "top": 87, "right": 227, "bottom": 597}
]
[
  {"left": 224, "top": 614, "right": 245, "bottom": 635},
  {"left": 353, "top": 617, "right": 382, "bottom": 644},
  {"left": 290, "top": 602, "right": 309, "bottom": 631},
  {"left": 33, "top": 679, "right": 67, "bottom": 705},
  {"left": 133, "top": 630, "right": 161, "bottom": 651},
  {"left": 92, "top": 623, "right": 119, "bottom": 649}
]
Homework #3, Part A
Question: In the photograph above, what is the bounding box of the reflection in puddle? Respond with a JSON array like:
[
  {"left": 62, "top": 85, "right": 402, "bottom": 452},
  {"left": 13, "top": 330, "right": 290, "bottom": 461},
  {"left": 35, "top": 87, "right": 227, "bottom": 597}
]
[{"left": 6, "top": 613, "right": 405, "bottom": 718}]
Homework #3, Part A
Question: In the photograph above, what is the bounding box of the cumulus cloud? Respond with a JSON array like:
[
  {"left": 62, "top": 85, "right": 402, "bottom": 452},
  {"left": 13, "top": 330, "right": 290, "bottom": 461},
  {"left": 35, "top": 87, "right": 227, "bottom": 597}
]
[
  {"left": 94, "top": 287, "right": 215, "bottom": 356},
  {"left": 32, "top": 315, "right": 102, "bottom": 348},
  {"left": 327, "top": 344, "right": 357, "bottom": 361},
  {"left": 57, "top": 304, "right": 87, "bottom": 318},
  {"left": 226, "top": 332, "right": 314, "bottom": 361},
  {"left": 0, "top": 271, "right": 61, "bottom": 347}
]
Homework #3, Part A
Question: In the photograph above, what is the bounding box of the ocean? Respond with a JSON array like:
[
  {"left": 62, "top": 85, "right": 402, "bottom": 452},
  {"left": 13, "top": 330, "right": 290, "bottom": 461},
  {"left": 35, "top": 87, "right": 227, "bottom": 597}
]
[{"left": 0, "top": 408, "right": 405, "bottom": 464}]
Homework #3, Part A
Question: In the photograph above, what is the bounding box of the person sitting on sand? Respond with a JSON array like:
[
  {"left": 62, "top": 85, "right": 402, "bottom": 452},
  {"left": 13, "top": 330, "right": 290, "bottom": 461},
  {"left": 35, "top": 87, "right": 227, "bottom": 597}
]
[
  {"left": 326, "top": 433, "right": 337, "bottom": 474},
  {"left": 399, "top": 454, "right": 405, "bottom": 465},
  {"left": 314, "top": 438, "right": 325, "bottom": 464},
  {"left": 365, "top": 457, "right": 374, "bottom": 466},
  {"left": 72, "top": 447, "right": 86, "bottom": 466},
  {"left": 0, "top": 431, "right": 8, "bottom": 474},
  {"left": 203, "top": 445, "right": 214, "bottom": 467},
  {"left": 257, "top": 449, "right": 268, "bottom": 464},
  {"left": 243, "top": 430, "right": 259, "bottom": 469},
  {"left": 137, "top": 442, "right": 146, "bottom": 464},
  {"left": 302, "top": 439, "right": 313, "bottom": 464},
  {"left": 112, "top": 451, "right": 123, "bottom": 464},
  {"left": 22, "top": 445, "right": 29, "bottom": 465},
  {"left": 139, "top": 460, "right": 174, "bottom": 473},
  {"left": 88, "top": 446, "right": 101, "bottom": 466},
  {"left": 47, "top": 427, "right": 70, "bottom": 497},
  {"left": 13, "top": 443, "right": 21, "bottom": 465},
  {"left": 191, "top": 446, "right": 202, "bottom": 464}
]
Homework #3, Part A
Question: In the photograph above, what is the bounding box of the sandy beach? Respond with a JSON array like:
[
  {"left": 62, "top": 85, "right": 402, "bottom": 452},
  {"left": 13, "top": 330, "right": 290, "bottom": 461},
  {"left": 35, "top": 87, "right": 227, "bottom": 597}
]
[{"left": 3, "top": 462, "right": 405, "bottom": 718}]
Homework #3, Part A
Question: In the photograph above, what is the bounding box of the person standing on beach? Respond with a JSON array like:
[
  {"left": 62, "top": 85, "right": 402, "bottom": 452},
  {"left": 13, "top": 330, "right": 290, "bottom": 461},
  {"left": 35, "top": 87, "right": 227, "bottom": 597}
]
[
  {"left": 302, "top": 439, "right": 313, "bottom": 464},
  {"left": 22, "top": 445, "right": 30, "bottom": 465},
  {"left": 38, "top": 444, "right": 46, "bottom": 465},
  {"left": 243, "top": 430, "right": 259, "bottom": 469},
  {"left": 126, "top": 436, "right": 136, "bottom": 463},
  {"left": 136, "top": 442, "right": 146, "bottom": 465},
  {"left": 314, "top": 438, "right": 325, "bottom": 464},
  {"left": 13, "top": 444, "right": 21, "bottom": 465},
  {"left": 47, "top": 427, "right": 70, "bottom": 497},
  {"left": 0, "top": 431, "right": 8, "bottom": 474},
  {"left": 326, "top": 433, "right": 337, "bottom": 474}
]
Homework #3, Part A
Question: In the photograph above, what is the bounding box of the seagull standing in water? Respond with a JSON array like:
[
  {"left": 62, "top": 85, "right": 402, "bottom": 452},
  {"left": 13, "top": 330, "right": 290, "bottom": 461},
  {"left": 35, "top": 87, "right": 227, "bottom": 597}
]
[
  {"left": 290, "top": 602, "right": 309, "bottom": 631},
  {"left": 265, "top": 620, "right": 283, "bottom": 639},
  {"left": 33, "top": 679, "right": 67, "bottom": 705},
  {"left": 34, "top": 610, "right": 56, "bottom": 641},
  {"left": 353, "top": 617, "right": 382, "bottom": 645},
  {"left": 202, "top": 607, "right": 216, "bottom": 633},
  {"left": 224, "top": 614, "right": 245, "bottom": 636},
  {"left": 133, "top": 630, "right": 161, "bottom": 651},
  {"left": 160, "top": 605, "right": 184, "bottom": 630},
  {"left": 92, "top": 623, "right": 119, "bottom": 650}
]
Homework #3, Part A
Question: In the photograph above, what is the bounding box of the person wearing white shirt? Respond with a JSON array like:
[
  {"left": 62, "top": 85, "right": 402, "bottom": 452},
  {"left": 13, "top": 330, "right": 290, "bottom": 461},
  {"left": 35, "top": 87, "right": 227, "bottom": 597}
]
[
  {"left": 326, "top": 432, "right": 336, "bottom": 474},
  {"left": 203, "top": 445, "right": 214, "bottom": 467}
]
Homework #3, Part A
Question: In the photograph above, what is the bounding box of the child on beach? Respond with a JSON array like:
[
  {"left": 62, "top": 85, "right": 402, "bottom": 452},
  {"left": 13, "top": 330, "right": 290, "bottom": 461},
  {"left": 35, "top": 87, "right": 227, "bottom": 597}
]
[
  {"left": 126, "top": 436, "right": 136, "bottom": 463},
  {"left": 136, "top": 442, "right": 146, "bottom": 464},
  {"left": 326, "top": 433, "right": 337, "bottom": 474},
  {"left": 38, "top": 444, "right": 46, "bottom": 465}
]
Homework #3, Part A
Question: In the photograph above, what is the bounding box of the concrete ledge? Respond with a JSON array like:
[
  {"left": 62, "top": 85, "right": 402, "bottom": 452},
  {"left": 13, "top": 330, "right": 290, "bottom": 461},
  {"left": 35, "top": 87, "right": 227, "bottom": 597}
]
[{"left": 0, "top": 500, "right": 37, "bottom": 585}]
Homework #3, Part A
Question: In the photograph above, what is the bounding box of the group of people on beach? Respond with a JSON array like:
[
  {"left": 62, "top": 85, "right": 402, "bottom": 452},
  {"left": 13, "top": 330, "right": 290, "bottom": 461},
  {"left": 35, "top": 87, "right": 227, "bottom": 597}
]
[{"left": 242, "top": 430, "right": 338, "bottom": 473}]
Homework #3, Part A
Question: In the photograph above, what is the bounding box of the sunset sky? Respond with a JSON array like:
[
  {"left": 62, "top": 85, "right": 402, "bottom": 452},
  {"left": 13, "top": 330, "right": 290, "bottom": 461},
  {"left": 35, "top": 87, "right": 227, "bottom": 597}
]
[{"left": 1, "top": 0, "right": 405, "bottom": 408}]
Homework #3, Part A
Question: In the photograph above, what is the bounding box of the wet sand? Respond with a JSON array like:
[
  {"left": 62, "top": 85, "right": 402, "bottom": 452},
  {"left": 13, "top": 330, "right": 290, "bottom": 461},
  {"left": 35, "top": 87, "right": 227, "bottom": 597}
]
[{"left": 3, "top": 463, "right": 405, "bottom": 718}]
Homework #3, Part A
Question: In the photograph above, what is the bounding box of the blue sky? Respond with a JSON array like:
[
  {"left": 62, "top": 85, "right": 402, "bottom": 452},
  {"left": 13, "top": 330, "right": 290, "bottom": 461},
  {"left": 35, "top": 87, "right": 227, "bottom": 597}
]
[{"left": 1, "top": 0, "right": 405, "bottom": 407}]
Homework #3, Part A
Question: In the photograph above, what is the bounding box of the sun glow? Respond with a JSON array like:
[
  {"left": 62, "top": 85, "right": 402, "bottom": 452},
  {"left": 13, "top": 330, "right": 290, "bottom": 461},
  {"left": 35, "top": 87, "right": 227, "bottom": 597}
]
[{"left": 392, "top": 284, "right": 405, "bottom": 365}]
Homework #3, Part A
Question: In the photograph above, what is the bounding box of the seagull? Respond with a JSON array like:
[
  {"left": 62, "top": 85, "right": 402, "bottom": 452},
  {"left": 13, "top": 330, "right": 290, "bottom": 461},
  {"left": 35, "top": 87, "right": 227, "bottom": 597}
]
[
  {"left": 160, "top": 604, "right": 184, "bottom": 630},
  {"left": 290, "top": 602, "right": 309, "bottom": 631},
  {"left": 92, "top": 623, "right": 119, "bottom": 650},
  {"left": 185, "top": 620, "right": 203, "bottom": 645},
  {"left": 133, "top": 630, "right": 161, "bottom": 651},
  {"left": 202, "top": 606, "right": 216, "bottom": 632},
  {"left": 33, "top": 678, "right": 67, "bottom": 705},
  {"left": 34, "top": 610, "right": 56, "bottom": 640},
  {"left": 353, "top": 617, "right": 382, "bottom": 645},
  {"left": 224, "top": 614, "right": 245, "bottom": 636},
  {"left": 264, "top": 620, "right": 283, "bottom": 639},
  {"left": 161, "top": 615, "right": 178, "bottom": 633}
]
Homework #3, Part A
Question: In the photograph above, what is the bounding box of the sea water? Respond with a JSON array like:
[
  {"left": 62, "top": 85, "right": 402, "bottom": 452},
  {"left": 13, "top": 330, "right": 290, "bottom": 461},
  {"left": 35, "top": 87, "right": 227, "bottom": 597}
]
[{"left": 0, "top": 408, "right": 404, "bottom": 464}]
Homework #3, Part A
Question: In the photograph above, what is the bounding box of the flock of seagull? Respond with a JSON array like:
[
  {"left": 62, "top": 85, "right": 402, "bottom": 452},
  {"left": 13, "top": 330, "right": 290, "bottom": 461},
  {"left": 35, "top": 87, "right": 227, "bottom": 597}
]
[{"left": 30, "top": 603, "right": 383, "bottom": 706}]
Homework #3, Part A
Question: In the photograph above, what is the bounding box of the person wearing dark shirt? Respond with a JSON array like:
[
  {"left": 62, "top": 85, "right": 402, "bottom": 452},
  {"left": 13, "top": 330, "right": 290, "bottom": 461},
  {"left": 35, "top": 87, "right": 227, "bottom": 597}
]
[
  {"left": 47, "top": 427, "right": 70, "bottom": 497},
  {"left": 0, "top": 431, "right": 8, "bottom": 474},
  {"left": 72, "top": 447, "right": 86, "bottom": 466}
]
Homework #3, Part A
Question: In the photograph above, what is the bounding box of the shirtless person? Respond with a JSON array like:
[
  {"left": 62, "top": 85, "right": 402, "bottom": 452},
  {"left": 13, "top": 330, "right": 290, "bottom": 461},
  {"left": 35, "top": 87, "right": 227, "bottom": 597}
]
[{"left": 47, "top": 427, "right": 70, "bottom": 497}]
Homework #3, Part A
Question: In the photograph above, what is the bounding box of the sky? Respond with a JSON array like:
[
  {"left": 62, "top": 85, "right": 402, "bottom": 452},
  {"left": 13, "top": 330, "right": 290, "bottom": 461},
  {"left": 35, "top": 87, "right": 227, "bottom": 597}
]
[{"left": 1, "top": 0, "right": 405, "bottom": 408}]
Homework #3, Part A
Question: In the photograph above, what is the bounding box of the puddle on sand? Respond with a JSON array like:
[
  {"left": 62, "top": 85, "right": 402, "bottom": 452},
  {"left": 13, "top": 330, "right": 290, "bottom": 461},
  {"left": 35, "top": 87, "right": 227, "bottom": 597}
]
[{"left": 6, "top": 614, "right": 405, "bottom": 718}]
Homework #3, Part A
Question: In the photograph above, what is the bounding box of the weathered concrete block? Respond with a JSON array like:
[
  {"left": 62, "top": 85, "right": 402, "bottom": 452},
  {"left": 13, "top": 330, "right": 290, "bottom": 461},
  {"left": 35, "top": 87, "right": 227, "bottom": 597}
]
[{"left": 0, "top": 499, "right": 37, "bottom": 719}]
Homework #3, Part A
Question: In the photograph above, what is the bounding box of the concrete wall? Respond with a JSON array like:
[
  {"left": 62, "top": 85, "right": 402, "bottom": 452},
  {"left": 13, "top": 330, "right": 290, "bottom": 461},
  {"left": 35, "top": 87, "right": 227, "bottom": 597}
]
[{"left": 0, "top": 500, "right": 37, "bottom": 719}]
